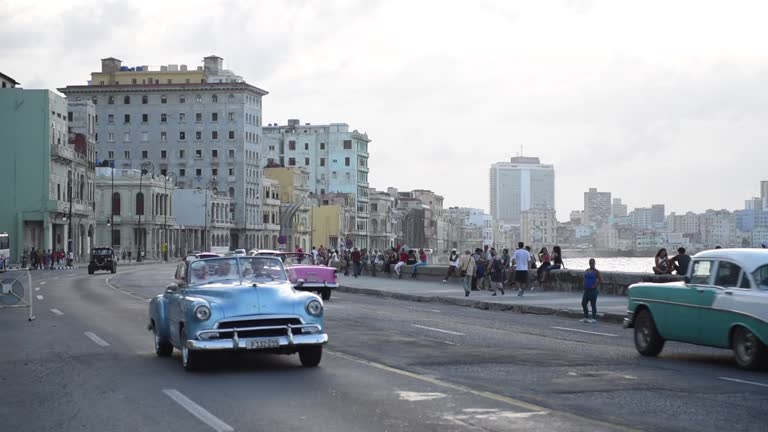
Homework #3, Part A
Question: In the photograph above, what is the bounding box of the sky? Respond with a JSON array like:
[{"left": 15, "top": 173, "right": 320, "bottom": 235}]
[{"left": 2, "top": 0, "right": 767, "bottom": 220}]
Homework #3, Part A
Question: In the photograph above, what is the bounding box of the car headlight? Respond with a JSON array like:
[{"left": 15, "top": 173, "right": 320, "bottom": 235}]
[
  {"left": 194, "top": 305, "right": 211, "bottom": 321},
  {"left": 306, "top": 300, "right": 323, "bottom": 316}
]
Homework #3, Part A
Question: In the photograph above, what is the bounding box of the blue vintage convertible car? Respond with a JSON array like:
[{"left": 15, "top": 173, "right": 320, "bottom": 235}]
[{"left": 148, "top": 256, "right": 328, "bottom": 371}]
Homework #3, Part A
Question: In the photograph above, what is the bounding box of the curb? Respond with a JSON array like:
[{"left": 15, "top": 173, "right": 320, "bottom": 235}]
[{"left": 336, "top": 285, "right": 626, "bottom": 324}]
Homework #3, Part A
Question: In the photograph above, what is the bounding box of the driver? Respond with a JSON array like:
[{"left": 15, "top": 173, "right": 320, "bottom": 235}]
[
  {"left": 243, "top": 258, "right": 268, "bottom": 278},
  {"left": 215, "top": 260, "right": 234, "bottom": 277},
  {"left": 191, "top": 262, "right": 209, "bottom": 284}
]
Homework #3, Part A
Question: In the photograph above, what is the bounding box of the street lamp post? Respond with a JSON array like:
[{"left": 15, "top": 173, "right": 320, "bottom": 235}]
[
  {"left": 66, "top": 172, "right": 73, "bottom": 261},
  {"left": 163, "top": 172, "right": 177, "bottom": 261},
  {"left": 137, "top": 161, "right": 154, "bottom": 262},
  {"left": 201, "top": 177, "right": 217, "bottom": 252}
]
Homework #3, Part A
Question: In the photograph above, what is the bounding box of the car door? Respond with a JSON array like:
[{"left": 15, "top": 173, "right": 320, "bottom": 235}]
[
  {"left": 167, "top": 262, "right": 187, "bottom": 346},
  {"left": 702, "top": 262, "right": 764, "bottom": 348},
  {"left": 660, "top": 259, "right": 714, "bottom": 343}
]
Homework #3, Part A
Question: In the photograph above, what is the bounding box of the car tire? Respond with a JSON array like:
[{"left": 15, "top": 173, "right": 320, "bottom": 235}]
[
  {"left": 154, "top": 326, "right": 173, "bottom": 357},
  {"left": 299, "top": 345, "right": 322, "bottom": 367},
  {"left": 111, "top": 264, "right": 116, "bottom": 274},
  {"left": 321, "top": 288, "right": 331, "bottom": 301},
  {"left": 732, "top": 326, "right": 766, "bottom": 370},
  {"left": 634, "top": 309, "right": 665, "bottom": 357},
  {"left": 181, "top": 328, "right": 204, "bottom": 371}
]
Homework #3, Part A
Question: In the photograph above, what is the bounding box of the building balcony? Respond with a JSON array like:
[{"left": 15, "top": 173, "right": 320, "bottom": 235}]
[
  {"left": 51, "top": 144, "right": 89, "bottom": 166},
  {"left": 263, "top": 198, "right": 281, "bottom": 207},
  {"left": 56, "top": 199, "right": 94, "bottom": 216}
]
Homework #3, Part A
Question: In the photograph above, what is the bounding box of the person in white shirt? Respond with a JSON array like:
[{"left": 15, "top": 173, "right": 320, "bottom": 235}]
[{"left": 512, "top": 242, "right": 531, "bottom": 297}]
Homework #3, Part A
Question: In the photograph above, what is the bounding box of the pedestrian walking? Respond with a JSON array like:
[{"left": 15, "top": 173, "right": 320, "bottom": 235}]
[
  {"left": 351, "top": 247, "right": 362, "bottom": 277},
  {"left": 459, "top": 250, "right": 476, "bottom": 297},
  {"left": 580, "top": 258, "right": 603, "bottom": 323},
  {"left": 512, "top": 242, "right": 531, "bottom": 296},
  {"left": 489, "top": 249, "right": 505, "bottom": 296},
  {"left": 443, "top": 248, "right": 460, "bottom": 283}
]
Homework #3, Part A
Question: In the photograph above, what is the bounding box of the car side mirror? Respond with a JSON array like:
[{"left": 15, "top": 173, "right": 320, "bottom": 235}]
[
  {"left": 296, "top": 279, "right": 305, "bottom": 288},
  {"left": 165, "top": 283, "right": 179, "bottom": 293},
  {"left": 684, "top": 276, "right": 691, "bottom": 284}
]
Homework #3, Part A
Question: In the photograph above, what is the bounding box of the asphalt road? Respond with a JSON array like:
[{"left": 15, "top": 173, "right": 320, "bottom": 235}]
[{"left": 1, "top": 264, "right": 767, "bottom": 432}]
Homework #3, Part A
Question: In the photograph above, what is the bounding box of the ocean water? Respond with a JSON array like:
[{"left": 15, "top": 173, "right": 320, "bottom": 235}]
[{"left": 561, "top": 257, "right": 656, "bottom": 273}]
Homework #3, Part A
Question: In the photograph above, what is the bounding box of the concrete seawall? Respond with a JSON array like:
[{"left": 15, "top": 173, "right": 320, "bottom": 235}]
[{"left": 374, "top": 265, "right": 683, "bottom": 295}]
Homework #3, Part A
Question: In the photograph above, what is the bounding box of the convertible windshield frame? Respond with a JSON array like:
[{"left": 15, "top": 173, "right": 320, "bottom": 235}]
[
  {"left": 187, "top": 257, "right": 288, "bottom": 287},
  {"left": 752, "top": 264, "right": 768, "bottom": 291}
]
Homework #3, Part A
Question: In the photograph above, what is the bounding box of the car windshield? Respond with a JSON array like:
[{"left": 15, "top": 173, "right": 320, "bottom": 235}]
[
  {"left": 187, "top": 257, "right": 287, "bottom": 286},
  {"left": 93, "top": 249, "right": 112, "bottom": 256},
  {"left": 752, "top": 265, "right": 768, "bottom": 290}
]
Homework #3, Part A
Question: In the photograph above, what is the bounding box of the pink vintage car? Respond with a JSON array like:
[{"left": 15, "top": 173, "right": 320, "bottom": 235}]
[{"left": 252, "top": 250, "right": 338, "bottom": 300}]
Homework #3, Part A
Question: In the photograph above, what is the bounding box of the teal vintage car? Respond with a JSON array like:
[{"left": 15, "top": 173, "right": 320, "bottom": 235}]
[{"left": 624, "top": 249, "right": 768, "bottom": 370}]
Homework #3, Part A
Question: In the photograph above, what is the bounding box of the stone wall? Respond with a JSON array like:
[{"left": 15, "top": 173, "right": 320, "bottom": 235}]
[{"left": 369, "top": 265, "right": 683, "bottom": 295}]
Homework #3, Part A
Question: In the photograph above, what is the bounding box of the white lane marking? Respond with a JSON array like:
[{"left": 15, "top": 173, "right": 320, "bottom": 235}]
[
  {"left": 40, "top": 281, "right": 47, "bottom": 285},
  {"left": 412, "top": 324, "right": 464, "bottom": 336},
  {"left": 163, "top": 389, "right": 235, "bottom": 432},
  {"left": 407, "top": 306, "right": 441, "bottom": 313},
  {"left": 84, "top": 331, "right": 110, "bottom": 347},
  {"left": 397, "top": 391, "right": 446, "bottom": 401},
  {"left": 105, "top": 272, "right": 150, "bottom": 301},
  {"left": 719, "top": 377, "right": 768, "bottom": 388},
  {"left": 550, "top": 326, "right": 618, "bottom": 337},
  {"left": 50, "top": 308, "right": 64, "bottom": 316},
  {"left": 36, "top": 295, "right": 44, "bottom": 300},
  {"left": 423, "top": 337, "right": 457, "bottom": 346},
  {"left": 35, "top": 287, "right": 40, "bottom": 291}
]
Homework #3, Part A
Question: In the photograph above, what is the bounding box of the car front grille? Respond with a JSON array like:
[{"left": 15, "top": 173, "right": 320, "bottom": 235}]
[{"left": 214, "top": 317, "right": 303, "bottom": 338}]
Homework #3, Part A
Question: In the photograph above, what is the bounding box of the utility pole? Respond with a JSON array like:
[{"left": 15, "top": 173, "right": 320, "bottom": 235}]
[
  {"left": 137, "top": 161, "right": 154, "bottom": 262},
  {"left": 163, "top": 172, "right": 177, "bottom": 261}
]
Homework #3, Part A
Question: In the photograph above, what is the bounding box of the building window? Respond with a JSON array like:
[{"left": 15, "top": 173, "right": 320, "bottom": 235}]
[
  {"left": 124, "top": 95, "right": 130, "bottom": 104},
  {"left": 320, "top": 158, "right": 325, "bottom": 167},
  {"left": 108, "top": 151, "right": 115, "bottom": 159},
  {"left": 212, "top": 94, "right": 218, "bottom": 103},
  {"left": 124, "top": 114, "right": 130, "bottom": 124},
  {"left": 108, "top": 132, "right": 114, "bottom": 141},
  {"left": 161, "top": 113, "right": 167, "bottom": 123},
  {"left": 136, "top": 192, "right": 144, "bottom": 215},
  {"left": 196, "top": 131, "right": 202, "bottom": 140},
  {"left": 228, "top": 168, "right": 234, "bottom": 176},
  {"left": 124, "top": 150, "right": 130, "bottom": 159},
  {"left": 304, "top": 143, "right": 309, "bottom": 150},
  {"left": 212, "top": 131, "right": 218, "bottom": 140},
  {"left": 108, "top": 114, "right": 114, "bottom": 123},
  {"left": 142, "top": 95, "right": 148, "bottom": 104},
  {"left": 179, "top": 168, "right": 186, "bottom": 177},
  {"left": 179, "top": 131, "right": 186, "bottom": 140},
  {"left": 112, "top": 193, "right": 121, "bottom": 215},
  {"left": 108, "top": 96, "right": 114, "bottom": 104},
  {"left": 228, "top": 112, "right": 234, "bottom": 121},
  {"left": 141, "top": 150, "right": 148, "bottom": 159},
  {"left": 179, "top": 149, "right": 185, "bottom": 158},
  {"left": 160, "top": 131, "right": 167, "bottom": 141},
  {"left": 211, "top": 112, "right": 218, "bottom": 122},
  {"left": 228, "top": 131, "right": 235, "bottom": 140},
  {"left": 196, "top": 95, "right": 202, "bottom": 103},
  {"left": 179, "top": 113, "right": 185, "bottom": 122},
  {"left": 320, "top": 142, "right": 325, "bottom": 150},
  {"left": 195, "top": 168, "right": 202, "bottom": 176},
  {"left": 161, "top": 150, "right": 167, "bottom": 159},
  {"left": 195, "top": 149, "right": 202, "bottom": 159},
  {"left": 228, "top": 149, "right": 235, "bottom": 159},
  {"left": 141, "top": 113, "right": 148, "bottom": 123},
  {"left": 212, "top": 168, "right": 218, "bottom": 176},
  {"left": 288, "top": 140, "right": 296, "bottom": 150},
  {"left": 228, "top": 94, "right": 235, "bottom": 103},
  {"left": 141, "top": 131, "right": 148, "bottom": 142},
  {"left": 179, "top": 95, "right": 186, "bottom": 104},
  {"left": 124, "top": 132, "right": 130, "bottom": 142},
  {"left": 288, "top": 157, "right": 296, "bottom": 166},
  {"left": 161, "top": 96, "right": 167, "bottom": 104},
  {"left": 345, "top": 157, "right": 350, "bottom": 166},
  {"left": 305, "top": 158, "right": 310, "bottom": 166},
  {"left": 343, "top": 140, "right": 352, "bottom": 149},
  {"left": 195, "top": 112, "right": 202, "bottom": 122},
  {"left": 67, "top": 111, "right": 73, "bottom": 122},
  {"left": 211, "top": 149, "right": 218, "bottom": 159}
]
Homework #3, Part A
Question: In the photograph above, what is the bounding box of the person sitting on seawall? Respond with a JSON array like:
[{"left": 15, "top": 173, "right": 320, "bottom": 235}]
[
  {"left": 653, "top": 248, "right": 672, "bottom": 275},
  {"left": 411, "top": 249, "right": 428, "bottom": 278},
  {"left": 540, "top": 245, "right": 565, "bottom": 286},
  {"left": 669, "top": 247, "right": 692, "bottom": 275}
]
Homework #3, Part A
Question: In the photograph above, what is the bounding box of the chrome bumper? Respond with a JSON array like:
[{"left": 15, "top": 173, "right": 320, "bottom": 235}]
[
  {"left": 298, "top": 282, "right": 338, "bottom": 289},
  {"left": 623, "top": 311, "right": 634, "bottom": 329},
  {"left": 188, "top": 324, "right": 327, "bottom": 351}
]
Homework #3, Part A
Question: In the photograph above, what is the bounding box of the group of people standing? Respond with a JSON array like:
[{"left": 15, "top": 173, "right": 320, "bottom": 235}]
[
  {"left": 445, "top": 243, "right": 567, "bottom": 297},
  {"left": 303, "top": 245, "right": 429, "bottom": 279},
  {"left": 23, "top": 248, "right": 74, "bottom": 270}
]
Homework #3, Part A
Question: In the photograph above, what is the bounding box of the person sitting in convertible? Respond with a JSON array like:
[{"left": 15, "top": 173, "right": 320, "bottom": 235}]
[{"left": 191, "top": 262, "right": 209, "bottom": 284}]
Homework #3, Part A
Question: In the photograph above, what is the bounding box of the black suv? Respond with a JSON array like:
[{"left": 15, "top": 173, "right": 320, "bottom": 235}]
[{"left": 89, "top": 247, "right": 116, "bottom": 274}]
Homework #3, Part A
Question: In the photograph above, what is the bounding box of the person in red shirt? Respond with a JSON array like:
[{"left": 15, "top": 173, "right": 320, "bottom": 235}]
[
  {"left": 394, "top": 248, "right": 408, "bottom": 279},
  {"left": 351, "top": 247, "right": 362, "bottom": 278}
]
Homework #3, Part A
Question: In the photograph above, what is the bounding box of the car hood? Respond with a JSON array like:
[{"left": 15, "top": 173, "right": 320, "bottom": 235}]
[{"left": 185, "top": 282, "right": 301, "bottom": 318}]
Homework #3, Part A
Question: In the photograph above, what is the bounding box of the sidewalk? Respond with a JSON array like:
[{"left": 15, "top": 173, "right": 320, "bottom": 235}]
[{"left": 336, "top": 274, "right": 629, "bottom": 324}]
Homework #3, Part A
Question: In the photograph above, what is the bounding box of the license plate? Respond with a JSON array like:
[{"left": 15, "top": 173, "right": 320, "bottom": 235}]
[{"left": 247, "top": 338, "right": 280, "bottom": 349}]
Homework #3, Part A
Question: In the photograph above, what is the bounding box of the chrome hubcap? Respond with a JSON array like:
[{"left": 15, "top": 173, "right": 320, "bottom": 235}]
[{"left": 737, "top": 331, "right": 755, "bottom": 361}]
